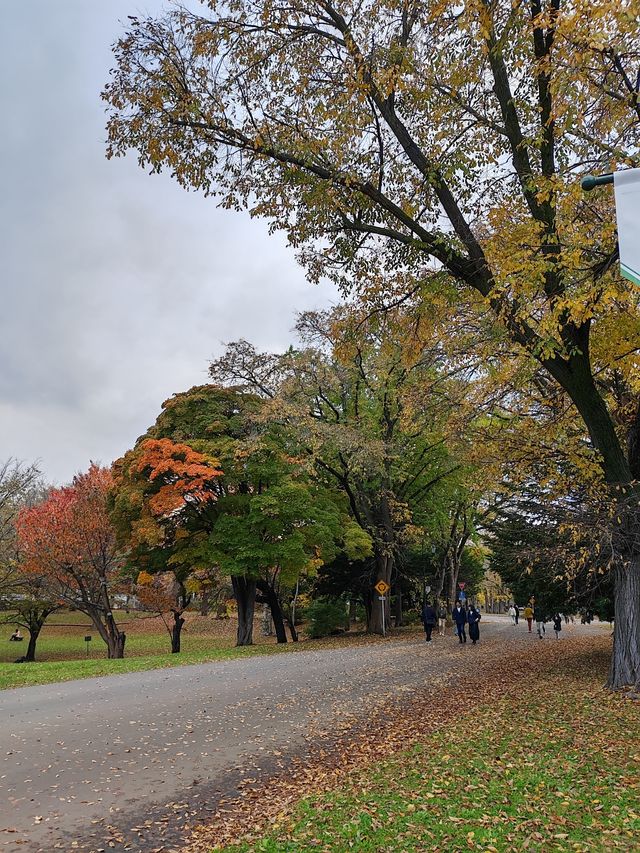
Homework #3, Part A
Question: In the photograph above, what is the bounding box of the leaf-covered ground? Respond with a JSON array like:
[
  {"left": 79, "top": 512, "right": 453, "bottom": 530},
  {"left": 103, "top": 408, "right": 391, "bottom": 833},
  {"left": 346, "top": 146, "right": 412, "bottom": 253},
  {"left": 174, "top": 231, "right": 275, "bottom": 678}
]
[{"left": 183, "top": 635, "right": 639, "bottom": 853}]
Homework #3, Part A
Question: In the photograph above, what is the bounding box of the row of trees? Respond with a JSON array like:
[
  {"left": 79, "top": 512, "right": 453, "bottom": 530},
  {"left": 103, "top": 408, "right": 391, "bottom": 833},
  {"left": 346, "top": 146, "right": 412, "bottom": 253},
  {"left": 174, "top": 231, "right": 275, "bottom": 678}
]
[
  {"left": 102, "top": 0, "right": 640, "bottom": 689},
  {"left": 2, "top": 292, "right": 621, "bottom": 663},
  {"left": 1, "top": 299, "right": 496, "bottom": 661}
]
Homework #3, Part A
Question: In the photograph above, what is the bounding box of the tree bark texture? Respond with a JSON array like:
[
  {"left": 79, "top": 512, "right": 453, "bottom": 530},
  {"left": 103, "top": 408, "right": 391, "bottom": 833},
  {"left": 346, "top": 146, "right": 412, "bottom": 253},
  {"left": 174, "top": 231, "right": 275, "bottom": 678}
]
[
  {"left": 171, "top": 611, "right": 185, "bottom": 653},
  {"left": 232, "top": 575, "right": 256, "bottom": 646},
  {"left": 261, "top": 603, "right": 273, "bottom": 636},
  {"left": 257, "top": 579, "right": 287, "bottom": 643},
  {"left": 25, "top": 629, "right": 40, "bottom": 662},
  {"left": 609, "top": 554, "right": 640, "bottom": 690}
]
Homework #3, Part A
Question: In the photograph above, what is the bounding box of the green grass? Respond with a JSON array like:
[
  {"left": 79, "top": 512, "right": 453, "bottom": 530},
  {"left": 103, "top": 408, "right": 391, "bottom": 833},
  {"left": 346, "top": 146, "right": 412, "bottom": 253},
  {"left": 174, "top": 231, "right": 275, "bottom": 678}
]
[
  {"left": 0, "top": 609, "right": 407, "bottom": 690},
  {"left": 0, "top": 610, "right": 292, "bottom": 689},
  {"left": 0, "top": 642, "right": 292, "bottom": 690},
  {"left": 227, "top": 653, "right": 640, "bottom": 852}
]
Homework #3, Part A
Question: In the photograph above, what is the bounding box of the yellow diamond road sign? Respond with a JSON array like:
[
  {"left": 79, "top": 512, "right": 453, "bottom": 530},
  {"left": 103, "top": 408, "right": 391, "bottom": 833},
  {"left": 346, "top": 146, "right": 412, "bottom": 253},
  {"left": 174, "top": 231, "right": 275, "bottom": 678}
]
[{"left": 375, "top": 580, "right": 390, "bottom": 596}]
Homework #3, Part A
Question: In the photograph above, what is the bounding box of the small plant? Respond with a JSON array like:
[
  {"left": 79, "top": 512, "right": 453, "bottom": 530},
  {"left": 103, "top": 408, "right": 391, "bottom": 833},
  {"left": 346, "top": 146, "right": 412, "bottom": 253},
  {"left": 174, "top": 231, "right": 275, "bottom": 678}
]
[{"left": 305, "top": 598, "right": 349, "bottom": 638}]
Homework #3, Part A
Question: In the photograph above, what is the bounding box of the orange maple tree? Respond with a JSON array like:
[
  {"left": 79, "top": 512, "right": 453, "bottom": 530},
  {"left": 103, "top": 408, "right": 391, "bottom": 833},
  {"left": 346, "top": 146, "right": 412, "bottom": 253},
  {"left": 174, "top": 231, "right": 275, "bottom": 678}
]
[{"left": 111, "top": 438, "right": 224, "bottom": 652}]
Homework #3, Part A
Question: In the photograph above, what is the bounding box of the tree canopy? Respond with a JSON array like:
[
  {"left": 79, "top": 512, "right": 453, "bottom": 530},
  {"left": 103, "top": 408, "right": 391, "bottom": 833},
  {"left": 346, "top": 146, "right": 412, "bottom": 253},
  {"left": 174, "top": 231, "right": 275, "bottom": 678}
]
[{"left": 111, "top": 384, "right": 372, "bottom": 644}]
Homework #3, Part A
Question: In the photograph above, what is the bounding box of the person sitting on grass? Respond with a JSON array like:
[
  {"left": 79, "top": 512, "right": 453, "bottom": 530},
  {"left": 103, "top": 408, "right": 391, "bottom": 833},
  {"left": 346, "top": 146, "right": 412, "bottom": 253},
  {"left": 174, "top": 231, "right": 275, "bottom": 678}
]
[{"left": 9, "top": 628, "right": 23, "bottom": 641}]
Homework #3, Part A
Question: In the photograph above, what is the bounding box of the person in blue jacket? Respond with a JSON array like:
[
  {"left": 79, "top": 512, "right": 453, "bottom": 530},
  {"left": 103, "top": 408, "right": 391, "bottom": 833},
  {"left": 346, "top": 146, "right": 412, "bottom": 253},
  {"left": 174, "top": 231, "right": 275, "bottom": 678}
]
[
  {"left": 452, "top": 600, "right": 467, "bottom": 643},
  {"left": 421, "top": 600, "right": 437, "bottom": 642},
  {"left": 467, "top": 604, "right": 481, "bottom": 644}
]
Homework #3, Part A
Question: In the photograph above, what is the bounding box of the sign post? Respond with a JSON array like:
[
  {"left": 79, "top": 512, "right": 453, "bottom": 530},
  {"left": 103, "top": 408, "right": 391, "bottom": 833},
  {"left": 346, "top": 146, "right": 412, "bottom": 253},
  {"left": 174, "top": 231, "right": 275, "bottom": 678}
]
[
  {"left": 84, "top": 635, "right": 92, "bottom": 657},
  {"left": 374, "top": 580, "right": 390, "bottom": 636},
  {"left": 582, "top": 169, "right": 640, "bottom": 286}
]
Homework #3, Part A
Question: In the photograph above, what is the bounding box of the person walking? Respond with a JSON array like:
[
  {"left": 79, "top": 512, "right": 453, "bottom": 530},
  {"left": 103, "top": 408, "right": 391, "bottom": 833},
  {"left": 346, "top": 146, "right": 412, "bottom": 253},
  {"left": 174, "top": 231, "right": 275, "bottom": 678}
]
[
  {"left": 552, "top": 613, "right": 562, "bottom": 639},
  {"left": 523, "top": 604, "right": 534, "bottom": 633},
  {"left": 452, "top": 601, "right": 467, "bottom": 644},
  {"left": 421, "top": 600, "right": 437, "bottom": 643},
  {"left": 508, "top": 604, "right": 516, "bottom": 625},
  {"left": 467, "top": 604, "right": 481, "bottom": 644},
  {"left": 437, "top": 602, "right": 447, "bottom": 636},
  {"left": 513, "top": 604, "right": 519, "bottom": 625}
]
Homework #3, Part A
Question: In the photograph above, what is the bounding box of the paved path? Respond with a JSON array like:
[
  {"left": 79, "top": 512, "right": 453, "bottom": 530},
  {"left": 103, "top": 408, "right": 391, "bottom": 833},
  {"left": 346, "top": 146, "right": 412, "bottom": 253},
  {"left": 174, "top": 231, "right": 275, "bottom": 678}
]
[{"left": 0, "top": 617, "right": 594, "bottom": 851}]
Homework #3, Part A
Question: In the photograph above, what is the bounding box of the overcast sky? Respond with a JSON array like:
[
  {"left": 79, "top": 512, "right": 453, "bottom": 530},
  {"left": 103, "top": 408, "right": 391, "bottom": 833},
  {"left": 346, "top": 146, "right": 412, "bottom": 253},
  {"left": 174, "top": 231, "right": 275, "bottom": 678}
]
[{"left": 1, "top": 1, "right": 336, "bottom": 485}]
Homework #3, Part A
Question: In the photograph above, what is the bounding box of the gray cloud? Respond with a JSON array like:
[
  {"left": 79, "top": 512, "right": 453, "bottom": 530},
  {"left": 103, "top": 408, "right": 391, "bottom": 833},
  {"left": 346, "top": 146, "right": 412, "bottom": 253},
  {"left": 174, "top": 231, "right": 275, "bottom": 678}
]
[{"left": 0, "top": 1, "right": 336, "bottom": 484}]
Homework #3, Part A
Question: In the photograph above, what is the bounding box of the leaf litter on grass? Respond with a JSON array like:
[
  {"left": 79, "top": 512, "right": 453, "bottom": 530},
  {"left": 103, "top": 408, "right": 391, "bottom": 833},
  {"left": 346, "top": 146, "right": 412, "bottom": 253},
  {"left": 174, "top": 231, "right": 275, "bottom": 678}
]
[{"left": 182, "top": 635, "right": 639, "bottom": 853}]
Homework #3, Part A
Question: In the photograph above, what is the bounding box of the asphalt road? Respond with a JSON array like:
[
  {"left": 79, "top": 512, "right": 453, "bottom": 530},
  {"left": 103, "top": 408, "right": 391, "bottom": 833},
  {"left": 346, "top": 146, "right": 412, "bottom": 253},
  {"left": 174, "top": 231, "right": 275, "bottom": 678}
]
[{"left": 0, "top": 617, "right": 588, "bottom": 851}]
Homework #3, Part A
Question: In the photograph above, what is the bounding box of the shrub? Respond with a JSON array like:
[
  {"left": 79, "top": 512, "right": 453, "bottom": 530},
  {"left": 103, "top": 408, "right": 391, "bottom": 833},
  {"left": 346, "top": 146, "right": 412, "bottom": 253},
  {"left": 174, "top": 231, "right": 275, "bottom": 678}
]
[{"left": 306, "top": 598, "right": 349, "bottom": 638}]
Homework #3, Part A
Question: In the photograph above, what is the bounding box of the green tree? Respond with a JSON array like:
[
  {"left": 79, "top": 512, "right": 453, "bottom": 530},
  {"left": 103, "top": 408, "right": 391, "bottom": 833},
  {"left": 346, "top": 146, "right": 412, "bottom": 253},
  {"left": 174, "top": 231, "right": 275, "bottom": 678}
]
[
  {"left": 112, "top": 385, "right": 370, "bottom": 644},
  {"left": 211, "top": 303, "right": 467, "bottom": 632},
  {"left": 488, "top": 484, "right": 615, "bottom": 620}
]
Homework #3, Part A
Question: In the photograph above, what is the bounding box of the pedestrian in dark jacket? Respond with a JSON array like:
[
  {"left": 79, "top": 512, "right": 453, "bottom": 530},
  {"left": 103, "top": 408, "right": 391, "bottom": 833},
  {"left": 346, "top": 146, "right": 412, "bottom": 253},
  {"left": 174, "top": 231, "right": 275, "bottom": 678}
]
[
  {"left": 452, "top": 602, "right": 467, "bottom": 643},
  {"left": 422, "top": 601, "right": 437, "bottom": 642},
  {"left": 467, "top": 605, "right": 481, "bottom": 644},
  {"left": 552, "top": 613, "right": 562, "bottom": 639}
]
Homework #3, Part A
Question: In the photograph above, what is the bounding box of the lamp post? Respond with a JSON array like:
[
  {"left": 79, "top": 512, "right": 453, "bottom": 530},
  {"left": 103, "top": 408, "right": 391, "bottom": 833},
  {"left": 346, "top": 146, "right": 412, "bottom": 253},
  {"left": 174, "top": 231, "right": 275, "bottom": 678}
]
[{"left": 581, "top": 173, "right": 613, "bottom": 191}]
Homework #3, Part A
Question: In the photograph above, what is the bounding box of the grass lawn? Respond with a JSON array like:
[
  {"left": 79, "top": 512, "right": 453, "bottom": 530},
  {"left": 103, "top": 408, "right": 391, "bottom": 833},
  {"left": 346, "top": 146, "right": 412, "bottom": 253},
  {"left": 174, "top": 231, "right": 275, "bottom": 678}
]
[
  {"left": 220, "top": 643, "right": 639, "bottom": 852},
  {"left": 0, "top": 610, "right": 290, "bottom": 689},
  {"left": 0, "top": 609, "right": 414, "bottom": 690}
]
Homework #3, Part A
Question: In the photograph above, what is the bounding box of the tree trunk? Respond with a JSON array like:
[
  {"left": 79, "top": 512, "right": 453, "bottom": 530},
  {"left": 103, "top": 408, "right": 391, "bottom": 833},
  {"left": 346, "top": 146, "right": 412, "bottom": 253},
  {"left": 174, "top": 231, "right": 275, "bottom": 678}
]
[
  {"left": 257, "top": 580, "right": 287, "bottom": 643},
  {"left": 552, "top": 350, "right": 632, "bottom": 485},
  {"left": 199, "top": 587, "right": 211, "bottom": 616},
  {"left": 25, "top": 627, "right": 40, "bottom": 662},
  {"left": 106, "top": 629, "right": 126, "bottom": 659},
  {"left": 261, "top": 603, "right": 273, "bottom": 636},
  {"left": 435, "top": 560, "right": 447, "bottom": 601},
  {"left": 103, "top": 612, "right": 127, "bottom": 659},
  {"left": 448, "top": 558, "right": 461, "bottom": 608},
  {"left": 22, "top": 608, "right": 54, "bottom": 662},
  {"left": 287, "top": 619, "right": 298, "bottom": 642},
  {"left": 608, "top": 555, "right": 640, "bottom": 690},
  {"left": 171, "top": 611, "right": 185, "bottom": 653},
  {"left": 232, "top": 575, "right": 256, "bottom": 646}
]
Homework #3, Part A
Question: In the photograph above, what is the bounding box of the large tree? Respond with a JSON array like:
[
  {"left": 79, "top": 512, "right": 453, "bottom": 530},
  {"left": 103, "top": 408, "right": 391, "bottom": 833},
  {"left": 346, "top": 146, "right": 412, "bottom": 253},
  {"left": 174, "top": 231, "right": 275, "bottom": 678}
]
[
  {"left": 111, "top": 436, "right": 223, "bottom": 651},
  {"left": 104, "top": 0, "right": 640, "bottom": 687},
  {"left": 211, "top": 302, "right": 469, "bottom": 631},
  {"left": 17, "top": 466, "right": 127, "bottom": 659},
  {"left": 0, "top": 459, "right": 56, "bottom": 662},
  {"left": 112, "top": 385, "right": 370, "bottom": 644}
]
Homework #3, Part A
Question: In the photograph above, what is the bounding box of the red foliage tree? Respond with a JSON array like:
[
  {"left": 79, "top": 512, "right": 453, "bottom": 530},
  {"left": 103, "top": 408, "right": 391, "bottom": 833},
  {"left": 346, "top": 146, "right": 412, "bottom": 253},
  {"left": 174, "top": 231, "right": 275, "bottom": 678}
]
[{"left": 17, "top": 465, "right": 127, "bottom": 658}]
